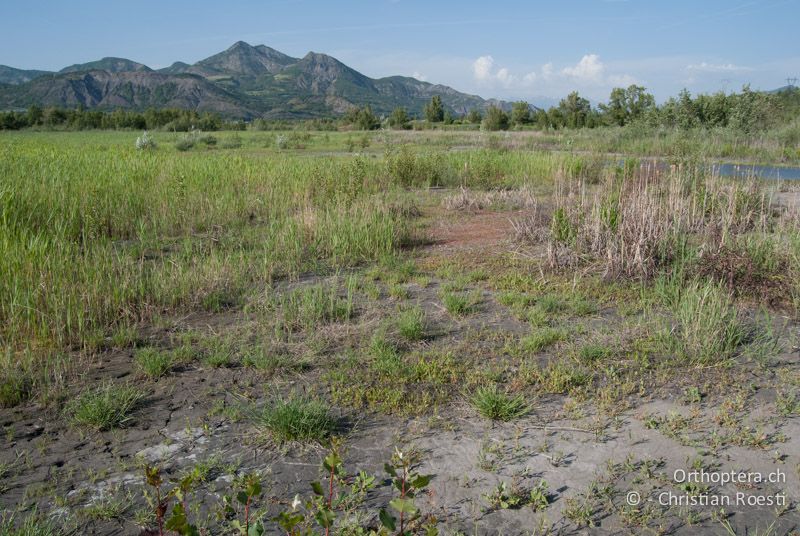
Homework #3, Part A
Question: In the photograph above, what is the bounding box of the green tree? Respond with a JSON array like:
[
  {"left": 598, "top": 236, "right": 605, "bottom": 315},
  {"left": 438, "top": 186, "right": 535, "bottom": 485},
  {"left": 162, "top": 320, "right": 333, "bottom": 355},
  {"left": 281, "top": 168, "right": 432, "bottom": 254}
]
[
  {"left": 388, "top": 107, "right": 410, "bottom": 129},
  {"left": 26, "top": 105, "right": 43, "bottom": 126},
  {"left": 558, "top": 91, "right": 592, "bottom": 128},
  {"left": 424, "top": 95, "right": 444, "bottom": 123},
  {"left": 466, "top": 109, "right": 483, "bottom": 124},
  {"left": 511, "top": 101, "right": 532, "bottom": 126},
  {"left": 481, "top": 105, "right": 510, "bottom": 131}
]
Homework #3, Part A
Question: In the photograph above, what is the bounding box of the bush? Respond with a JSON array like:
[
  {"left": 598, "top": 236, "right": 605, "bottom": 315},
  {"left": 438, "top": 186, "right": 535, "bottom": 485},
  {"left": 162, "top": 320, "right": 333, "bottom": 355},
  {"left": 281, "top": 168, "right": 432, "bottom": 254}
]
[
  {"left": 174, "top": 137, "right": 194, "bottom": 151},
  {"left": 482, "top": 106, "right": 510, "bottom": 131},
  {"left": 135, "top": 131, "right": 157, "bottom": 150}
]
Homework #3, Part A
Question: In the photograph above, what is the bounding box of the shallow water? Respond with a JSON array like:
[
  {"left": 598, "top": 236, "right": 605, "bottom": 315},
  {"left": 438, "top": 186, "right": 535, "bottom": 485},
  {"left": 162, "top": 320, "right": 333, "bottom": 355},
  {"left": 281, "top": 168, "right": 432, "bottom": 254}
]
[{"left": 713, "top": 162, "right": 800, "bottom": 180}]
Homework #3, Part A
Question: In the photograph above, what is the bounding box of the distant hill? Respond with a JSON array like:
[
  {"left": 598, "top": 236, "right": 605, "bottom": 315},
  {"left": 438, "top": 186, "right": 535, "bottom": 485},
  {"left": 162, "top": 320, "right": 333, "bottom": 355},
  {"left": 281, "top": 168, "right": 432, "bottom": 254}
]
[
  {"left": 0, "top": 65, "right": 52, "bottom": 85},
  {"left": 59, "top": 57, "right": 152, "bottom": 74},
  {"left": 0, "top": 42, "right": 505, "bottom": 118}
]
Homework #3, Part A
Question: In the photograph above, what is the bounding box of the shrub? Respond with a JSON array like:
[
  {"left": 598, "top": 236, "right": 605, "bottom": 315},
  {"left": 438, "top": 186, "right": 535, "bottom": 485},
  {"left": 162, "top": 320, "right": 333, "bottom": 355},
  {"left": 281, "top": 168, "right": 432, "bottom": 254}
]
[
  {"left": 135, "top": 131, "right": 157, "bottom": 150},
  {"left": 174, "top": 137, "right": 194, "bottom": 151},
  {"left": 481, "top": 106, "right": 510, "bottom": 131}
]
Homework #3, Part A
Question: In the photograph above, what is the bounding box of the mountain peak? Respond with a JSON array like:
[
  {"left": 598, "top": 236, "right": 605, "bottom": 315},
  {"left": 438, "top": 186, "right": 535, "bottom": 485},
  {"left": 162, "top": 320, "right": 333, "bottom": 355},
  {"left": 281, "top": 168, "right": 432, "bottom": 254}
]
[
  {"left": 1, "top": 41, "right": 504, "bottom": 119},
  {"left": 59, "top": 57, "right": 151, "bottom": 74}
]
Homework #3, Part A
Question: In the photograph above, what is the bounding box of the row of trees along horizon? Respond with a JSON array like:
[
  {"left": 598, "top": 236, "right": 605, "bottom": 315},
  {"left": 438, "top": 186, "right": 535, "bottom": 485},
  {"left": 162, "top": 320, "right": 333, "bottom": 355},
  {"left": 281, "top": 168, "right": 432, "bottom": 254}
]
[{"left": 1, "top": 85, "right": 798, "bottom": 134}]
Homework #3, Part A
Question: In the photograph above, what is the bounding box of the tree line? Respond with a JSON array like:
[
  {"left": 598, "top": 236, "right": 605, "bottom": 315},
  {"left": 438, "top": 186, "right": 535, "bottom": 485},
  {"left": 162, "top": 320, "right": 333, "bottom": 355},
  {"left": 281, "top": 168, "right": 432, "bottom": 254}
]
[
  {"left": 2, "top": 85, "right": 798, "bottom": 133},
  {"left": 0, "top": 106, "right": 246, "bottom": 131},
  {"left": 374, "top": 85, "right": 800, "bottom": 133}
]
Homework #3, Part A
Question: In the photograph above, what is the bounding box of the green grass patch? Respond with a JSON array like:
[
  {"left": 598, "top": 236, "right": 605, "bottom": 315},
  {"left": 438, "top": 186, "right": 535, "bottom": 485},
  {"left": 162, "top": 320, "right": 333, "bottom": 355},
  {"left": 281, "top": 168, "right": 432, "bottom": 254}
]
[
  {"left": 134, "top": 348, "right": 173, "bottom": 379},
  {"left": 254, "top": 396, "right": 336, "bottom": 444},
  {"left": 471, "top": 385, "right": 529, "bottom": 421},
  {"left": 396, "top": 306, "right": 426, "bottom": 341},
  {"left": 67, "top": 383, "right": 145, "bottom": 430}
]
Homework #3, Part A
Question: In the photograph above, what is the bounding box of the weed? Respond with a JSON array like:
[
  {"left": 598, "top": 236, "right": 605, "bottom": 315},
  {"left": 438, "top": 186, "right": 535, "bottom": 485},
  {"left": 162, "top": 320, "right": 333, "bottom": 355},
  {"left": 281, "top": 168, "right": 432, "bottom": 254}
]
[
  {"left": 441, "top": 290, "right": 479, "bottom": 316},
  {"left": 521, "top": 327, "right": 568, "bottom": 353},
  {"left": 396, "top": 306, "right": 426, "bottom": 341},
  {"left": 484, "top": 481, "right": 524, "bottom": 510},
  {"left": 670, "top": 280, "right": 743, "bottom": 364},
  {"left": 135, "top": 348, "right": 173, "bottom": 379},
  {"left": 67, "top": 382, "right": 144, "bottom": 430},
  {"left": 0, "top": 510, "right": 60, "bottom": 536},
  {"left": 254, "top": 396, "right": 336, "bottom": 444},
  {"left": 471, "top": 385, "right": 529, "bottom": 421},
  {"left": 577, "top": 343, "right": 612, "bottom": 362}
]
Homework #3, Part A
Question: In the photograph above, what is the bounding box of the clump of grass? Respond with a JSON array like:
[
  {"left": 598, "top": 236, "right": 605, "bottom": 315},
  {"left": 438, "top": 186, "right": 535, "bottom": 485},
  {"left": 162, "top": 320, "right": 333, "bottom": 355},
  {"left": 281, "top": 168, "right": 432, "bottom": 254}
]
[
  {"left": 670, "top": 280, "right": 744, "bottom": 364},
  {"left": 134, "top": 348, "right": 173, "bottom": 379},
  {"left": 242, "top": 348, "right": 309, "bottom": 375},
  {"left": 521, "top": 327, "right": 568, "bottom": 352},
  {"left": 67, "top": 383, "right": 144, "bottom": 430},
  {"left": 370, "top": 335, "right": 404, "bottom": 376},
  {"left": 471, "top": 385, "right": 529, "bottom": 421},
  {"left": 441, "top": 290, "right": 479, "bottom": 316},
  {"left": 577, "top": 343, "right": 612, "bottom": 362},
  {"left": 396, "top": 306, "right": 426, "bottom": 341},
  {"left": 532, "top": 360, "right": 591, "bottom": 393},
  {"left": 535, "top": 294, "right": 566, "bottom": 315},
  {"left": 273, "top": 282, "right": 354, "bottom": 335},
  {"left": 254, "top": 396, "right": 336, "bottom": 444},
  {"left": 0, "top": 368, "right": 32, "bottom": 408},
  {"left": 0, "top": 510, "right": 60, "bottom": 536}
]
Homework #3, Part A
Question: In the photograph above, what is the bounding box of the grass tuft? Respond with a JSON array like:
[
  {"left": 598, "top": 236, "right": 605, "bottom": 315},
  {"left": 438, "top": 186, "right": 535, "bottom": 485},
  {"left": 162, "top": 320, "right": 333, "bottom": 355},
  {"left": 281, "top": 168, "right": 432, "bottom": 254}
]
[
  {"left": 396, "top": 306, "right": 426, "bottom": 341},
  {"left": 67, "top": 383, "right": 145, "bottom": 431},
  {"left": 134, "top": 348, "right": 173, "bottom": 379},
  {"left": 471, "top": 385, "right": 529, "bottom": 421},
  {"left": 254, "top": 396, "right": 336, "bottom": 444}
]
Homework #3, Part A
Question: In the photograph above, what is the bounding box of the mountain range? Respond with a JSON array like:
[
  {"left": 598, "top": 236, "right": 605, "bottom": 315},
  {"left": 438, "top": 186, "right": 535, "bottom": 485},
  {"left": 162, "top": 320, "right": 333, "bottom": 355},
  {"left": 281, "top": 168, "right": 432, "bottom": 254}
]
[{"left": 0, "top": 42, "right": 506, "bottom": 119}]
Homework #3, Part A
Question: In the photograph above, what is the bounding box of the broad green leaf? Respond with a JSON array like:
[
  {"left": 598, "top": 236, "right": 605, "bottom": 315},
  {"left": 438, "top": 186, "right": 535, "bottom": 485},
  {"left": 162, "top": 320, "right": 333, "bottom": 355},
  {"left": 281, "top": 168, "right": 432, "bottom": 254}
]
[
  {"left": 379, "top": 508, "right": 396, "bottom": 531},
  {"left": 390, "top": 498, "right": 419, "bottom": 515}
]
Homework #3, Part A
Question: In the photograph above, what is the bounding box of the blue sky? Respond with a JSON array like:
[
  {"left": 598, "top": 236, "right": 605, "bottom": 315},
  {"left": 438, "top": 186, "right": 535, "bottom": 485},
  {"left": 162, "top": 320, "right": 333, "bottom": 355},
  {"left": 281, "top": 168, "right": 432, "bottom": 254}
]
[{"left": 2, "top": 0, "right": 799, "bottom": 104}]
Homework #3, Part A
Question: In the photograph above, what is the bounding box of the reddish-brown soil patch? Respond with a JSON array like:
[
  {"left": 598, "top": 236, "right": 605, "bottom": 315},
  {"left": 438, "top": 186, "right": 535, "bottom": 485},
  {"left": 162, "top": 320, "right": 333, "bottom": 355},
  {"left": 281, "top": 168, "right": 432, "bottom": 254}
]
[{"left": 422, "top": 209, "right": 524, "bottom": 253}]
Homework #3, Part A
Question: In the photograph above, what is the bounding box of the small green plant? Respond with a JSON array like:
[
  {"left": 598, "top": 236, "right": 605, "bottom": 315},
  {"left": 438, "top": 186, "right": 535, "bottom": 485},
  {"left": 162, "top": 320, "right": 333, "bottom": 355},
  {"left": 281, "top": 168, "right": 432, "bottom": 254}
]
[
  {"left": 0, "top": 510, "right": 60, "bottom": 536},
  {"left": 441, "top": 290, "right": 479, "bottom": 316},
  {"left": 521, "top": 327, "right": 567, "bottom": 352},
  {"left": 484, "top": 481, "right": 524, "bottom": 510},
  {"left": 135, "top": 348, "right": 173, "bottom": 379},
  {"left": 378, "top": 448, "right": 434, "bottom": 535},
  {"left": 254, "top": 396, "right": 336, "bottom": 444},
  {"left": 0, "top": 370, "right": 31, "bottom": 408},
  {"left": 528, "top": 480, "right": 551, "bottom": 511},
  {"left": 471, "top": 385, "right": 529, "bottom": 421},
  {"left": 396, "top": 306, "right": 426, "bottom": 341},
  {"left": 273, "top": 283, "right": 354, "bottom": 335},
  {"left": 67, "top": 383, "right": 144, "bottom": 430},
  {"left": 577, "top": 343, "right": 612, "bottom": 362}
]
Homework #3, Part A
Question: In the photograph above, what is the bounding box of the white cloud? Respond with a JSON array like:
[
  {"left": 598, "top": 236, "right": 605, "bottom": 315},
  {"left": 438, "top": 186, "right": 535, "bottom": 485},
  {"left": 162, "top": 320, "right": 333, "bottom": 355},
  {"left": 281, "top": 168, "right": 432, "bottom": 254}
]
[
  {"left": 686, "top": 62, "right": 752, "bottom": 73},
  {"left": 412, "top": 71, "right": 427, "bottom": 81},
  {"left": 541, "top": 62, "right": 554, "bottom": 82},
  {"left": 468, "top": 53, "right": 639, "bottom": 100},
  {"left": 472, "top": 55, "right": 517, "bottom": 87},
  {"left": 472, "top": 55, "right": 495, "bottom": 81},
  {"left": 561, "top": 54, "right": 605, "bottom": 82}
]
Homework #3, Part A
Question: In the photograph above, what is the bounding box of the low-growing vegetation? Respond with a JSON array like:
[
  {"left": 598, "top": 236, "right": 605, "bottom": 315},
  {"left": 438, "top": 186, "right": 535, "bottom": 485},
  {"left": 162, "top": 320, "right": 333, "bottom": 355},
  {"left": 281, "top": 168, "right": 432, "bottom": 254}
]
[{"left": 1, "top": 124, "right": 798, "bottom": 534}]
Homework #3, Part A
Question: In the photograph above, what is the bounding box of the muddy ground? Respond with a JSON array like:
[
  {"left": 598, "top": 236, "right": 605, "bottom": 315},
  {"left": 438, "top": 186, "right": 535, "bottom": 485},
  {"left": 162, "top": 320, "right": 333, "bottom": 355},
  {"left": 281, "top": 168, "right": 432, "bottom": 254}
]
[{"left": 2, "top": 197, "right": 800, "bottom": 535}]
